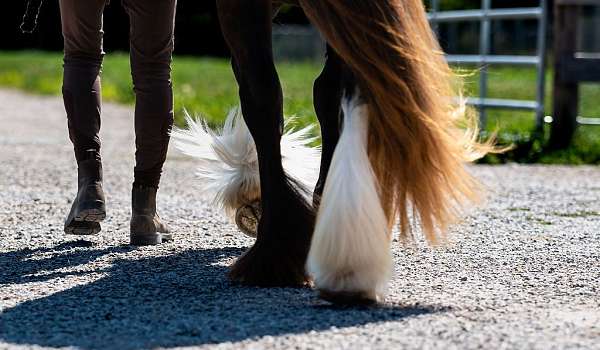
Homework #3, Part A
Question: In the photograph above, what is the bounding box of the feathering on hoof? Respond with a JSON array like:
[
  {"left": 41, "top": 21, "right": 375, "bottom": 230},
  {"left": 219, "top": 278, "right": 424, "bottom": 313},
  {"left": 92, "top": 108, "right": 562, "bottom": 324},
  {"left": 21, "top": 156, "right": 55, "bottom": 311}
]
[{"left": 172, "top": 108, "right": 320, "bottom": 221}]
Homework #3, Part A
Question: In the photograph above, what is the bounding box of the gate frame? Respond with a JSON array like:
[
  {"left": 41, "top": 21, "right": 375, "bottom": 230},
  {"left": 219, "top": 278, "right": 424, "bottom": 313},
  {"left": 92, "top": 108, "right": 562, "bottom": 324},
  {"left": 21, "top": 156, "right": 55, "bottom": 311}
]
[
  {"left": 551, "top": 0, "right": 600, "bottom": 149},
  {"left": 428, "top": 0, "right": 548, "bottom": 132}
]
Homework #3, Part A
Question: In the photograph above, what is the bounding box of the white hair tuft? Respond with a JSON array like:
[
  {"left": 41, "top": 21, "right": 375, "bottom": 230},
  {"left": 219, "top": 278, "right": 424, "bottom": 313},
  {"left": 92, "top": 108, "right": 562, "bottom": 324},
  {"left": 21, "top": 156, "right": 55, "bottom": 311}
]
[{"left": 172, "top": 108, "right": 320, "bottom": 219}]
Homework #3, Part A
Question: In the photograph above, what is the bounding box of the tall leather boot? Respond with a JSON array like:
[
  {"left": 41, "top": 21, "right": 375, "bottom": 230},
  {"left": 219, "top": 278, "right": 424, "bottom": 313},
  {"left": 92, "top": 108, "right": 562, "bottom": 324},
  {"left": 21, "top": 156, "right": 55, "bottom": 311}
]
[
  {"left": 130, "top": 185, "right": 171, "bottom": 245},
  {"left": 64, "top": 157, "right": 106, "bottom": 235}
]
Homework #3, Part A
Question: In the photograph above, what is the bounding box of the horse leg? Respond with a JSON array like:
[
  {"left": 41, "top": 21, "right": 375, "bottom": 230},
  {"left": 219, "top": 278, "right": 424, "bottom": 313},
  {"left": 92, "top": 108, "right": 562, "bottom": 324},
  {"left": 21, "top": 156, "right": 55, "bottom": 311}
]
[
  {"left": 312, "top": 45, "right": 344, "bottom": 205},
  {"left": 216, "top": 0, "right": 315, "bottom": 287}
]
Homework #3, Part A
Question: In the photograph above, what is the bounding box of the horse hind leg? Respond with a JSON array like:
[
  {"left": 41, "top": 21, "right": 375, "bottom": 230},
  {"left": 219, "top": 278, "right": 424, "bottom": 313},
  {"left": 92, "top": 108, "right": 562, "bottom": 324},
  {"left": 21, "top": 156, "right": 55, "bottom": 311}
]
[
  {"left": 306, "top": 82, "right": 394, "bottom": 305},
  {"left": 312, "top": 45, "right": 344, "bottom": 206},
  {"left": 216, "top": 0, "right": 315, "bottom": 287}
]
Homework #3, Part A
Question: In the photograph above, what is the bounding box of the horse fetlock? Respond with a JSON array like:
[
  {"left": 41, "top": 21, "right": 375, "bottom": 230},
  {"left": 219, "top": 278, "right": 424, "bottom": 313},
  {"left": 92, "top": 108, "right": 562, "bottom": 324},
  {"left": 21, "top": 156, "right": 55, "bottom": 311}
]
[
  {"left": 229, "top": 186, "right": 315, "bottom": 287},
  {"left": 228, "top": 238, "right": 309, "bottom": 287}
]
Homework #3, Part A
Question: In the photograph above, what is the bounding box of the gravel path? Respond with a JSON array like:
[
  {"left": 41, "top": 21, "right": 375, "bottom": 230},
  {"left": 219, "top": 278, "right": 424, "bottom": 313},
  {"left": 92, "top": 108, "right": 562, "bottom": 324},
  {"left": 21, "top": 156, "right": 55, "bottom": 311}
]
[{"left": 0, "top": 89, "right": 599, "bottom": 350}]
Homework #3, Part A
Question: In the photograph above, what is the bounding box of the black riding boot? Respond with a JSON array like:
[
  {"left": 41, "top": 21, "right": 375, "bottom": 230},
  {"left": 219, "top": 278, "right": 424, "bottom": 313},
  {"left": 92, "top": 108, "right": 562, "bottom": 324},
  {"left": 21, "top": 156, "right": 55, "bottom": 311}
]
[
  {"left": 64, "top": 158, "right": 106, "bottom": 235},
  {"left": 130, "top": 185, "right": 171, "bottom": 245}
]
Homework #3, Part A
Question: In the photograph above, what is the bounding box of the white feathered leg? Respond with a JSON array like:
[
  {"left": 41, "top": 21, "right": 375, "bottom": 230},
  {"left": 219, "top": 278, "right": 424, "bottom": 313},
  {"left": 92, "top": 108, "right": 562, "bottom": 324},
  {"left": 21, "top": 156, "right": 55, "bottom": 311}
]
[
  {"left": 171, "top": 108, "right": 319, "bottom": 236},
  {"left": 172, "top": 109, "right": 260, "bottom": 216},
  {"left": 306, "top": 96, "right": 393, "bottom": 304}
]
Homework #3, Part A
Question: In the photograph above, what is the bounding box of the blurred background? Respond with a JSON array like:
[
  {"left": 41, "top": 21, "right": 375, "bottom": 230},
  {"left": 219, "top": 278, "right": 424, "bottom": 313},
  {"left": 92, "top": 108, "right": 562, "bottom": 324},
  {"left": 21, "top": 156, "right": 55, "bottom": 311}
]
[{"left": 1, "top": 0, "right": 599, "bottom": 163}]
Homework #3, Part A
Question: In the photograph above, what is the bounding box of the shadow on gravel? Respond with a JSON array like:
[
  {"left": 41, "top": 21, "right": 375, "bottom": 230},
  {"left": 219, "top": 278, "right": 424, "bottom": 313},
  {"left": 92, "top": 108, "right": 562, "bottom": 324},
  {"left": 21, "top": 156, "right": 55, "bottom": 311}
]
[
  {"left": 0, "top": 242, "right": 443, "bottom": 349},
  {"left": 0, "top": 241, "right": 135, "bottom": 285}
]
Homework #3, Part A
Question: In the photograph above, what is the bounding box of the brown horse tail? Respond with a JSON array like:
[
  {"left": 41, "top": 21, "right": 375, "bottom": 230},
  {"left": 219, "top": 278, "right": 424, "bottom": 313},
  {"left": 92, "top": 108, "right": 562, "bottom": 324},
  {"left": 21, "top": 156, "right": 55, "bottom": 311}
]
[{"left": 301, "top": 0, "right": 494, "bottom": 243}]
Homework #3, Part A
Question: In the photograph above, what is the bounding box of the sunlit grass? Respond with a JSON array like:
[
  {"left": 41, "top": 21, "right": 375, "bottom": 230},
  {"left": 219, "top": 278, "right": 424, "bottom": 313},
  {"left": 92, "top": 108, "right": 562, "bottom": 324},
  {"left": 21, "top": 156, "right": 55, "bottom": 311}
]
[
  {"left": 0, "top": 50, "right": 598, "bottom": 164},
  {"left": 0, "top": 50, "right": 320, "bottom": 128}
]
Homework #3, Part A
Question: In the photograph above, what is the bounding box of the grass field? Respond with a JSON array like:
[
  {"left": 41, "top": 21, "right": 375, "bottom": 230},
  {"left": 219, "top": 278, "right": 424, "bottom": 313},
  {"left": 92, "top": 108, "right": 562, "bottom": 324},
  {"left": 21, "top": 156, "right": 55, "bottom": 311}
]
[{"left": 0, "top": 50, "right": 599, "bottom": 164}]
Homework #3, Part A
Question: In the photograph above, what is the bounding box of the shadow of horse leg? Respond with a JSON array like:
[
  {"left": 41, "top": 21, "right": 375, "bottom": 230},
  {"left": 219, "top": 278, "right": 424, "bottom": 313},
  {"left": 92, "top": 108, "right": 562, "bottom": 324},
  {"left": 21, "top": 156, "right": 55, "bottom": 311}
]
[{"left": 216, "top": 0, "right": 315, "bottom": 287}]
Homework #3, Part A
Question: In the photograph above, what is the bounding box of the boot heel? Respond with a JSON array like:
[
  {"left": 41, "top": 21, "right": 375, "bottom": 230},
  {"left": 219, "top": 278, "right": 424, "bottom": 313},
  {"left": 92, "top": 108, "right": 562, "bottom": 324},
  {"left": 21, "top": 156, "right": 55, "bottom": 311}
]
[
  {"left": 65, "top": 221, "right": 101, "bottom": 236},
  {"left": 130, "top": 232, "right": 163, "bottom": 246},
  {"left": 74, "top": 202, "right": 106, "bottom": 223},
  {"left": 130, "top": 186, "right": 172, "bottom": 245},
  {"left": 64, "top": 158, "right": 105, "bottom": 236}
]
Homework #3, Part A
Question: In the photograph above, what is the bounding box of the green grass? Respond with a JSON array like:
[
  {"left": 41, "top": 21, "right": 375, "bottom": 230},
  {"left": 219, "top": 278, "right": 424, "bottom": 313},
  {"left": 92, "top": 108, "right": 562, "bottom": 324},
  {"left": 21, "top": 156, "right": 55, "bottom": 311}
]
[
  {"left": 0, "top": 50, "right": 599, "bottom": 164},
  {"left": 458, "top": 66, "right": 600, "bottom": 164},
  {"left": 0, "top": 50, "right": 320, "bottom": 128}
]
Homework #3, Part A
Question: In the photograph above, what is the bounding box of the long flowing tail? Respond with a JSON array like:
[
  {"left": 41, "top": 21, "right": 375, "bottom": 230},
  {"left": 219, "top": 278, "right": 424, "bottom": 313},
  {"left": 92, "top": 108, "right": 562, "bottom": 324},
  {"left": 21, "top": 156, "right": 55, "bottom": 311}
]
[
  {"left": 301, "top": 0, "right": 492, "bottom": 242},
  {"left": 301, "top": 0, "right": 494, "bottom": 302}
]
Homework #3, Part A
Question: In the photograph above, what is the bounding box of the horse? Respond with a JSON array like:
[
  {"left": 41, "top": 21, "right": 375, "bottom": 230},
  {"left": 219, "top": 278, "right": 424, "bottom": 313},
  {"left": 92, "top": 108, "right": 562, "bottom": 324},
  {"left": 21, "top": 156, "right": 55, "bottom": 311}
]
[{"left": 173, "top": 0, "right": 492, "bottom": 305}]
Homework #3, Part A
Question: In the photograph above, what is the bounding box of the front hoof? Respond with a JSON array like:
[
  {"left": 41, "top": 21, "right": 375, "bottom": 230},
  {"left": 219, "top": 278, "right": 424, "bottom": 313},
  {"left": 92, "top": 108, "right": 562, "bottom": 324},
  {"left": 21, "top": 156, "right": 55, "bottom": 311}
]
[
  {"left": 235, "top": 201, "right": 261, "bottom": 238},
  {"left": 228, "top": 244, "right": 309, "bottom": 287},
  {"left": 318, "top": 289, "right": 379, "bottom": 306}
]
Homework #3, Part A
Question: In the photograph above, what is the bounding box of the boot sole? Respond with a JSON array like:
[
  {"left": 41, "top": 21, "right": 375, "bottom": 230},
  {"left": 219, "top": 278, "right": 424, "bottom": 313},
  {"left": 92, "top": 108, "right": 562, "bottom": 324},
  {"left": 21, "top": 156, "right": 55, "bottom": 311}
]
[
  {"left": 65, "top": 221, "right": 101, "bottom": 236},
  {"left": 130, "top": 233, "right": 163, "bottom": 246},
  {"left": 130, "top": 232, "right": 173, "bottom": 245},
  {"left": 64, "top": 203, "right": 106, "bottom": 236},
  {"left": 74, "top": 201, "right": 106, "bottom": 223}
]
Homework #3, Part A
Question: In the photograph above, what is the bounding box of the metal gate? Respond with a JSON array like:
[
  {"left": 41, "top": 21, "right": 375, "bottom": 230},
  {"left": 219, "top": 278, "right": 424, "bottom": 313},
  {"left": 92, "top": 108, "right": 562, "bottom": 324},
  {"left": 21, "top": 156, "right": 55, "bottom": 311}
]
[{"left": 428, "top": 0, "right": 548, "bottom": 131}]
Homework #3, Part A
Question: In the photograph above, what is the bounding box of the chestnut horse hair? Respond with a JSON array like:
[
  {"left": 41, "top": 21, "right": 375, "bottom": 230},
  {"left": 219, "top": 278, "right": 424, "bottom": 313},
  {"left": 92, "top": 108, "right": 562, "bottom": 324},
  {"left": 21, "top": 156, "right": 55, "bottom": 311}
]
[{"left": 173, "top": 0, "right": 494, "bottom": 304}]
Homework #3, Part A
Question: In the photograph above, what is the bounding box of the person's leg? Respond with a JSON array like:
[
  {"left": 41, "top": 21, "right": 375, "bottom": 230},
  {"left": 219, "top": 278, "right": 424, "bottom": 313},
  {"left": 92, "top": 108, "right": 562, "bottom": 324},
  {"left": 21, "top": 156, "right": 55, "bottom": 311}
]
[
  {"left": 60, "top": 0, "right": 107, "bottom": 235},
  {"left": 123, "top": 0, "right": 176, "bottom": 188},
  {"left": 122, "top": 0, "right": 176, "bottom": 245}
]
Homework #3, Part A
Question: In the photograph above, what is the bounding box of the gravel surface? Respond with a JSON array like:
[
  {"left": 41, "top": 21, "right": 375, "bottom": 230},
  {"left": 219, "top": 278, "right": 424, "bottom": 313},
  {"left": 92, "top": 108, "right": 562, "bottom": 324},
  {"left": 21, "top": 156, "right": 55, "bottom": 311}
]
[{"left": 0, "top": 88, "right": 599, "bottom": 350}]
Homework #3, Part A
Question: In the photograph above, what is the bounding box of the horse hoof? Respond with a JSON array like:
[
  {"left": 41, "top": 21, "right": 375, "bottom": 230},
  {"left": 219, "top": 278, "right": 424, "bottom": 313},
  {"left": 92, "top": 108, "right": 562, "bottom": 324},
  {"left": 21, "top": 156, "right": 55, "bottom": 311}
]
[
  {"left": 228, "top": 243, "right": 310, "bottom": 287},
  {"left": 235, "top": 200, "right": 261, "bottom": 238},
  {"left": 318, "top": 289, "right": 379, "bottom": 306}
]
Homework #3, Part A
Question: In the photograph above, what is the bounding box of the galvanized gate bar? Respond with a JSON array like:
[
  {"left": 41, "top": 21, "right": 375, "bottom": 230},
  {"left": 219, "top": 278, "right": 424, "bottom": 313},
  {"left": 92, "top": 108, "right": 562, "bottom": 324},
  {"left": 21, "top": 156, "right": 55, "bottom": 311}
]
[
  {"left": 428, "top": 1, "right": 548, "bottom": 131},
  {"left": 465, "top": 98, "right": 539, "bottom": 110},
  {"left": 427, "top": 8, "right": 543, "bottom": 22},
  {"left": 479, "top": 0, "right": 492, "bottom": 127},
  {"left": 534, "top": 0, "right": 548, "bottom": 130},
  {"left": 430, "top": 0, "right": 441, "bottom": 34},
  {"left": 446, "top": 55, "right": 540, "bottom": 65},
  {"left": 577, "top": 117, "right": 600, "bottom": 125}
]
